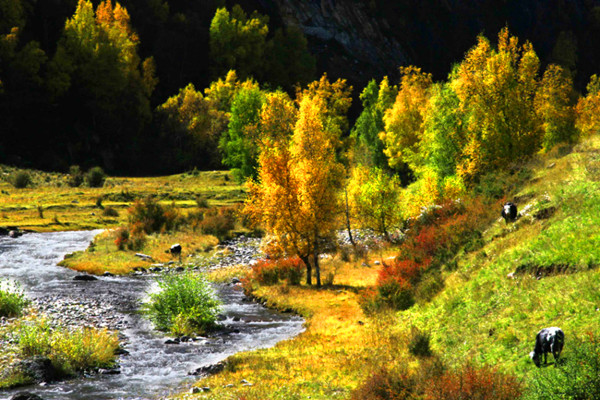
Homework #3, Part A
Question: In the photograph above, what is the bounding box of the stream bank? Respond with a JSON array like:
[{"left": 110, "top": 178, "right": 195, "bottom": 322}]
[{"left": 0, "top": 231, "right": 304, "bottom": 400}]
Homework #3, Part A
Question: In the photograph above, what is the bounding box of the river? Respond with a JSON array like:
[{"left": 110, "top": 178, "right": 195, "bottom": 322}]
[{"left": 0, "top": 231, "right": 304, "bottom": 400}]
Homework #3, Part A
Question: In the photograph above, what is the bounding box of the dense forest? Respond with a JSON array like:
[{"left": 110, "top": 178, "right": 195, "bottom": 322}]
[{"left": 1, "top": 0, "right": 600, "bottom": 174}]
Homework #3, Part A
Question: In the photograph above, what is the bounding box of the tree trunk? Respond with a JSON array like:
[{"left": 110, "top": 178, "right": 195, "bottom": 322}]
[
  {"left": 301, "top": 255, "right": 312, "bottom": 285},
  {"left": 314, "top": 249, "right": 321, "bottom": 287},
  {"left": 344, "top": 187, "right": 356, "bottom": 247}
]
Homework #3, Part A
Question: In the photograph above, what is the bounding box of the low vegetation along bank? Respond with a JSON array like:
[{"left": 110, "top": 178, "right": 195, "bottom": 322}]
[
  {"left": 0, "top": 284, "right": 119, "bottom": 389},
  {"left": 170, "top": 136, "right": 600, "bottom": 399}
]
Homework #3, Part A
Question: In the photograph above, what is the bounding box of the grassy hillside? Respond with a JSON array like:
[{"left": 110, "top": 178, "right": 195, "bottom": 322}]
[
  {"left": 403, "top": 136, "right": 600, "bottom": 373},
  {"left": 176, "top": 135, "right": 600, "bottom": 399},
  {"left": 0, "top": 168, "right": 244, "bottom": 232}
]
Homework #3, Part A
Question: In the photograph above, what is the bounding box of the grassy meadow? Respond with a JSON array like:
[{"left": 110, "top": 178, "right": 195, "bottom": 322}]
[{"left": 0, "top": 167, "right": 244, "bottom": 232}]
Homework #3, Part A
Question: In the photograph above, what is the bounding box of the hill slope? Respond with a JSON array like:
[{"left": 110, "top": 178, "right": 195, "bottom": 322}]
[{"left": 403, "top": 134, "right": 600, "bottom": 374}]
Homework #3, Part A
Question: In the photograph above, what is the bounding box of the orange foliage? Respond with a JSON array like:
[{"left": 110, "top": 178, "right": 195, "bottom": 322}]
[{"left": 423, "top": 364, "right": 523, "bottom": 400}]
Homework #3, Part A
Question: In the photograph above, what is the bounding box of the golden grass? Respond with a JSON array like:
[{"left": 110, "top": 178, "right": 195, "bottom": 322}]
[
  {"left": 59, "top": 229, "right": 219, "bottom": 275},
  {"left": 171, "top": 256, "right": 416, "bottom": 400},
  {"left": 0, "top": 168, "right": 244, "bottom": 232}
]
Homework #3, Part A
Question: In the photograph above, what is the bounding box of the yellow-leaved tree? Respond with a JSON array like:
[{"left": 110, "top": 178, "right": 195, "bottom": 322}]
[
  {"left": 246, "top": 90, "right": 344, "bottom": 286},
  {"left": 380, "top": 66, "right": 433, "bottom": 173},
  {"left": 535, "top": 64, "right": 578, "bottom": 150},
  {"left": 452, "top": 28, "right": 541, "bottom": 181},
  {"left": 576, "top": 74, "right": 600, "bottom": 137}
]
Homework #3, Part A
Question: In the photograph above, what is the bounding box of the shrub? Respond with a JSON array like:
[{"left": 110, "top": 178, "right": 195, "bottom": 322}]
[
  {"left": 128, "top": 196, "right": 180, "bottom": 234},
  {"left": 525, "top": 333, "right": 600, "bottom": 400},
  {"left": 113, "top": 227, "right": 130, "bottom": 250},
  {"left": 17, "top": 319, "right": 119, "bottom": 376},
  {"left": 408, "top": 328, "right": 432, "bottom": 357},
  {"left": 249, "top": 257, "right": 305, "bottom": 286},
  {"left": 85, "top": 166, "right": 106, "bottom": 188},
  {"left": 195, "top": 195, "right": 209, "bottom": 209},
  {"left": 143, "top": 273, "right": 221, "bottom": 336},
  {"left": 103, "top": 206, "right": 119, "bottom": 217},
  {"left": 377, "top": 278, "right": 415, "bottom": 311},
  {"left": 350, "top": 368, "right": 418, "bottom": 400},
  {"left": 198, "top": 206, "right": 237, "bottom": 240},
  {"left": 0, "top": 281, "right": 29, "bottom": 317},
  {"left": 10, "top": 171, "right": 31, "bottom": 188},
  {"left": 423, "top": 363, "right": 523, "bottom": 400},
  {"left": 67, "top": 165, "right": 83, "bottom": 187}
]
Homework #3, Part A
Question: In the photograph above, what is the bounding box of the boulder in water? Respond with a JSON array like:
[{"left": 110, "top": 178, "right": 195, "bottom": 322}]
[
  {"left": 16, "top": 356, "right": 62, "bottom": 383},
  {"left": 10, "top": 392, "right": 44, "bottom": 400},
  {"left": 8, "top": 230, "right": 22, "bottom": 238},
  {"left": 73, "top": 275, "right": 98, "bottom": 281}
]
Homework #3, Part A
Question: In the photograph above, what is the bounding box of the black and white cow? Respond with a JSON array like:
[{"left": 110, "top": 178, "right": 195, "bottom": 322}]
[
  {"left": 501, "top": 202, "right": 518, "bottom": 223},
  {"left": 529, "top": 327, "right": 564, "bottom": 367}
]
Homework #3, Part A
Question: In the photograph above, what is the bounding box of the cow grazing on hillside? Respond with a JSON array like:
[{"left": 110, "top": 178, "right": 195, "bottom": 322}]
[
  {"left": 501, "top": 202, "right": 518, "bottom": 223},
  {"left": 530, "top": 327, "right": 564, "bottom": 367}
]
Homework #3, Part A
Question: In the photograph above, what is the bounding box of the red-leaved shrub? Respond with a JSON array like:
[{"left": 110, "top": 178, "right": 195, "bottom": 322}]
[
  {"left": 372, "top": 197, "right": 499, "bottom": 310},
  {"left": 250, "top": 257, "right": 305, "bottom": 285},
  {"left": 351, "top": 368, "right": 418, "bottom": 400},
  {"left": 423, "top": 364, "right": 523, "bottom": 400}
]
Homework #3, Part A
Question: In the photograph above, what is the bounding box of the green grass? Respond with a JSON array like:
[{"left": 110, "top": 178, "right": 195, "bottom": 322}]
[
  {"left": 398, "top": 134, "right": 600, "bottom": 379},
  {"left": 0, "top": 281, "right": 29, "bottom": 318},
  {"left": 143, "top": 273, "right": 222, "bottom": 336}
]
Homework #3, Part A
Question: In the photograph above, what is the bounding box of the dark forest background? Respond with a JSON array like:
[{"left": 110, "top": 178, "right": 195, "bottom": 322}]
[{"left": 1, "top": 0, "right": 599, "bottom": 175}]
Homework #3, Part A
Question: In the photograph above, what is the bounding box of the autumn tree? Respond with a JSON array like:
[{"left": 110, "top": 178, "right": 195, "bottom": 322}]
[
  {"left": 219, "top": 84, "right": 266, "bottom": 181},
  {"left": 351, "top": 77, "right": 398, "bottom": 169},
  {"left": 209, "top": 5, "right": 268, "bottom": 81},
  {"left": 535, "top": 64, "right": 578, "bottom": 150},
  {"left": 421, "top": 82, "right": 466, "bottom": 179},
  {"left": 451, "top": 28, "right": 541, "bottom": 181},
  {"left": 156, "top": 83, "right": 226, "bottom": 171},
  {"left": 246, "top": 91, "right": 344, "bottom": 286},
  {"left": 47, "top": 0, "right": 157, "bottom": 171},
  {"left": 575, "top": 74, "right": 600, "bottom": 137},
  {"left": 348, "top": 166, "right": 402, "bottom": 241},
  {"left": 297, "top": 73, "right": 353, "bottom": 138},
  {"left": 380, "top": 66, "right": 433, "bottom": 174}
]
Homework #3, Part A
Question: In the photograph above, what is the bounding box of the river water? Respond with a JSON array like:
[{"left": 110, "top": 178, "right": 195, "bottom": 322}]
[{"left": 0, "top": 231, "right": 304, "bottom": 400}]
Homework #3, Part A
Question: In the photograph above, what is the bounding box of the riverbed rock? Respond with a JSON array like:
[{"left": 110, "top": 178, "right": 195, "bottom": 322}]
[
  {"left": 10, "top": 392, "right": 44, "bottom": 400},
  {"left": 16, "top": 356, "right": 62, "bottom": 383},
  {"left": 134, "top": 253, "right": 153, "bottom": 262},
  {"left": 99, "top": 368, "right": 121, "bottom": 375},
  {"left": 188, "top": 362, "right": 225, "bottom": 376},
  {"left": 164, "top": 338, "right": 180, "bottom": 345},
  {"left": 103, "top": 271, "right": 114, "bottom": 277},
  {"left": 73, "top": 274, "right": 98, "bottom": 281},
  {"left": 8, "top": 230, "right": 22, "bottom": 238}
]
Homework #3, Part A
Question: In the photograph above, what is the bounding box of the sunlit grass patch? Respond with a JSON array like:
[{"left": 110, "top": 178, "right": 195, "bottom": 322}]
[
  {"left": 59, "top": 229, "right": 219, "bottom": 275},
  {"left": 0, "top": 168, "right": 244, "bottom": 232}
]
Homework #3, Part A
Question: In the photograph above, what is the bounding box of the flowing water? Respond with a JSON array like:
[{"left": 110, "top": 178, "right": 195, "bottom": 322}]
[{"left": 0, "top": 231, "right": 304, "bottom": 400}]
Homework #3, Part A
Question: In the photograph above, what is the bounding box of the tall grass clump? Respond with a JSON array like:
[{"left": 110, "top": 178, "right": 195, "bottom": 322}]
[
  {"left": 17, "top": 319, "right": 119, "bottom": 376},
  {"left": 0, "top": 281, "right": 29, "bottom": 317},
  {"left": 9, "top": 171, "right": 32, "bottom": 188},
  {"left": 144, "top": 273, "right": 221, "bottom": 336},
  {"left": 525, "top": 333, "right": 600, "bottom": 400}
]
